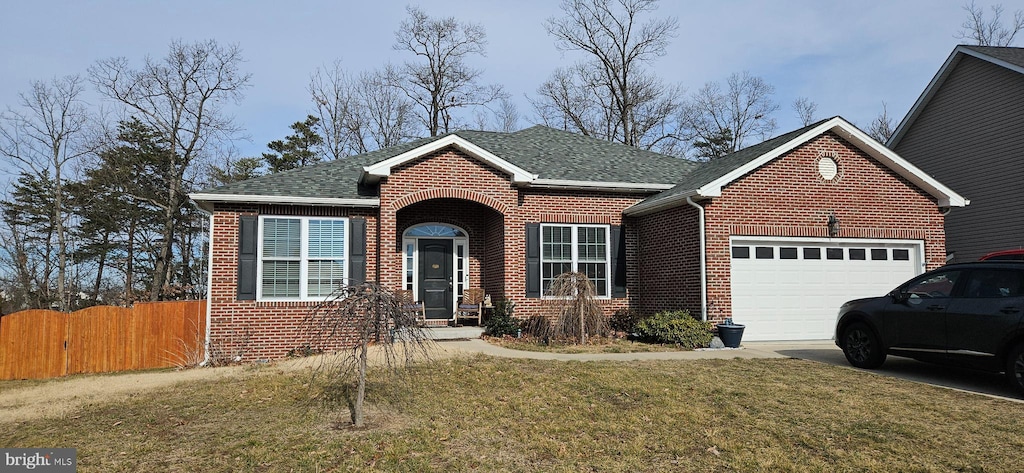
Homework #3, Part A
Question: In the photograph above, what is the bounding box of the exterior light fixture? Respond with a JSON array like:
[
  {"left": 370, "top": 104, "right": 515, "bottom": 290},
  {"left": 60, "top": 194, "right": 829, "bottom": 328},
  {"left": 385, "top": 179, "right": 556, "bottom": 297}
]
[{"left": 827, "top": 213, "right": 840, "bottom": 237}]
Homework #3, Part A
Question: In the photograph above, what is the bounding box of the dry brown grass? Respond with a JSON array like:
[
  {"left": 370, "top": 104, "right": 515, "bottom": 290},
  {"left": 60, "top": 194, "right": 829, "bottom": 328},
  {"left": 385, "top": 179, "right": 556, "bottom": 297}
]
[
  {"left": 485, "top": 336, "right": 685, "bottom": 354},
  {"left": 3, "top": 356, "right": 1023, "bottom": 471}
]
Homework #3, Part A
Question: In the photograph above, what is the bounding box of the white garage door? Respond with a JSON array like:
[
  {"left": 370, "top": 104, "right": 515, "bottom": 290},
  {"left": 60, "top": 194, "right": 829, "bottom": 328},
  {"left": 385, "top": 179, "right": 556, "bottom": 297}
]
[{"left": 729, "top": 238, "right": 923, "bottom": 341}]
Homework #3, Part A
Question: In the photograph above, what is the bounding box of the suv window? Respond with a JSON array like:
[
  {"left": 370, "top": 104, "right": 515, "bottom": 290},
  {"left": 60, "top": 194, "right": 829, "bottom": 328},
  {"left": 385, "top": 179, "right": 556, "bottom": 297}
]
[
  {"left": 963, "top": 269, "right": 1024, "bottom": 298},
  {"left": 905, "top": 270, "right": 961, "bottom": 299}
]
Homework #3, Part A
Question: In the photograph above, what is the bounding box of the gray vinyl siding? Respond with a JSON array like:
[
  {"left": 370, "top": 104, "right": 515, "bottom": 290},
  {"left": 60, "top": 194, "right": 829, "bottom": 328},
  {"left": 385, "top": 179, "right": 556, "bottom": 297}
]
[{"left": 894, "top": 55, "right": 1024, "bottom": 262}]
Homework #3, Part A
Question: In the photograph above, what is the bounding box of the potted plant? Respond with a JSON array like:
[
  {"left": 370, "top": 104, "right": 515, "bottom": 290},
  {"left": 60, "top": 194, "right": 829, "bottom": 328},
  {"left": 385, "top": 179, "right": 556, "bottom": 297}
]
[{"left": 716, "top": 318, "right": 745, "bottom": 348}]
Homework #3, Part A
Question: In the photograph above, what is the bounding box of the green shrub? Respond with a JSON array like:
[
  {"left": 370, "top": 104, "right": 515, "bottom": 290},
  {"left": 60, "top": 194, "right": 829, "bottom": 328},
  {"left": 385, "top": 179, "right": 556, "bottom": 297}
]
[
  {"left": 610, "top": 308, "right": 641, "bottom": 333},
  {"left": 634, "top": 310, "right": 713, "bottom": 349},
  {"left": 484, "top": 299, "right": 520, "bottom": 337}
]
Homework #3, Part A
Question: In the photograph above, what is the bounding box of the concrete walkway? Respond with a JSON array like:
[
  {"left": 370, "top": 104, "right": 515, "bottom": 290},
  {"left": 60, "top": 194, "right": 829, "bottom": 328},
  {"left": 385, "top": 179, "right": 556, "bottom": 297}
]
[{"left": 435, "top": 338, "right": 836, "bottom": 361}]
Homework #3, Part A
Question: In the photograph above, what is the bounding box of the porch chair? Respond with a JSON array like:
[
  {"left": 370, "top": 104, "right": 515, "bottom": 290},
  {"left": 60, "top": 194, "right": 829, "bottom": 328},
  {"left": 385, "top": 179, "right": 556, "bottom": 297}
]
[
  {"left": 455, "top": 288, "right": 485, "bottom": 326},
  {"left": 396, "top": 289, "right": 426, "bottom": 326}
]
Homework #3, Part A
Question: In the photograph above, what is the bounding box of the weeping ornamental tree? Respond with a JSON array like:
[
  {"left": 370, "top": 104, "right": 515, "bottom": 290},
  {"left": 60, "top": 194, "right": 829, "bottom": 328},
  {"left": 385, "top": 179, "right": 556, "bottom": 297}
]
[
  {"left": 541, "top": 272, "right": 609, "bottom": 344},
  {"left": 305, "top": 282, "right": 433, "bottom": 428}
]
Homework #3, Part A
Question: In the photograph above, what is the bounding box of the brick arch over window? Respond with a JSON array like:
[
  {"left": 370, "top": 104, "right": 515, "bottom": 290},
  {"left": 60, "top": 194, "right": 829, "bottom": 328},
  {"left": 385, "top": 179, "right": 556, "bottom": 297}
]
[{"left": 388, "top": 188, "right": 509, "bottom": 214}]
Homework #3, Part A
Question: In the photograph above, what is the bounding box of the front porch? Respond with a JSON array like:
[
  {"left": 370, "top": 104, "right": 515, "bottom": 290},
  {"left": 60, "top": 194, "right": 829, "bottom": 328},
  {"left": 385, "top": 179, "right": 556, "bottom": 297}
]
[
  {"left": 390, "top": 197, "right": 507, "bottom": 326},
  {"left": 423, "top": 325, "right": 485, "bottom": 340}
]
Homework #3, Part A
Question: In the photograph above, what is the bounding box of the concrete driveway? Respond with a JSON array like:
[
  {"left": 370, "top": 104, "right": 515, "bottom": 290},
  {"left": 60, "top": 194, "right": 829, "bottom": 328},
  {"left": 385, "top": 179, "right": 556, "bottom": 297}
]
[{"left": 754, "top": 340, "right": 1023, "bottom": 402}]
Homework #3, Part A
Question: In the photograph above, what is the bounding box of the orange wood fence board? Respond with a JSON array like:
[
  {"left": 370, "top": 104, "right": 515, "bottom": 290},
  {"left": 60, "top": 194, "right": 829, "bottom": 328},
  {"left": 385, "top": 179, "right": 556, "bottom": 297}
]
[{"left": 0, "top": 300, "right": 207, "bottom": 380}]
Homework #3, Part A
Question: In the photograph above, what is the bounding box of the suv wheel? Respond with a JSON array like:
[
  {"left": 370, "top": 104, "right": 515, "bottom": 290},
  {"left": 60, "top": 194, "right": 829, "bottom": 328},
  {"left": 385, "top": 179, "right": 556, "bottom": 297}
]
[
  {"left": 841, "top": 322, "right": 886, "bottom": 369},
  {"left": 1006, "top": 343, "right": 1024, "bottom": 394}
]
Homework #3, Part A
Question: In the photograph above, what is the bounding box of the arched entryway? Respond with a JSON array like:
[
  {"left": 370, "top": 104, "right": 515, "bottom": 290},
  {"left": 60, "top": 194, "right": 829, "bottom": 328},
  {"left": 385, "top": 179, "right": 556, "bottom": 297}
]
[
  {"left": 395, "top": 198, "right": 506, "bottom": 324},
  {"left": 402, "top": 223, "right": 469, "bottom": 320}
]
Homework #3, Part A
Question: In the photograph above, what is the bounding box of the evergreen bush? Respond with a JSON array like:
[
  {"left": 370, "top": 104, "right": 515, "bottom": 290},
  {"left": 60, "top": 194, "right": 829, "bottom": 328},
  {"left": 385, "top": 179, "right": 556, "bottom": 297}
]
[
  {"left": 634, "top": 310, "right": 713, "bottom": 349},
  {"left": 483, "top": 299, "right": 519, "bottom": 337}
]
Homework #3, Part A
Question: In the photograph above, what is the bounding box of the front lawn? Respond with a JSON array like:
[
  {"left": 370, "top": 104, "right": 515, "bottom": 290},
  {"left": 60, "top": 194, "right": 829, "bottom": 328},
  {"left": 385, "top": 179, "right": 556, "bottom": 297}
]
[
  {"left": 3, "top": 356, "right": 1022, "bottom": 471},
  {"left": 484, "top": 336, "right": 684, "bottom": 353}
]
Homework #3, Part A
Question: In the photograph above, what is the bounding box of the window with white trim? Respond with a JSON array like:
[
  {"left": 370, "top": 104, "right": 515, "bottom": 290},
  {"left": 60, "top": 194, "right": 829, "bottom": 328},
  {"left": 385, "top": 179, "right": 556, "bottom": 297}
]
[
  {"left": 541, "top": 224, "right": 609, "bottom": 297},
  {"left": 259, "top": 216, "right": 348, "bottom": 300}
]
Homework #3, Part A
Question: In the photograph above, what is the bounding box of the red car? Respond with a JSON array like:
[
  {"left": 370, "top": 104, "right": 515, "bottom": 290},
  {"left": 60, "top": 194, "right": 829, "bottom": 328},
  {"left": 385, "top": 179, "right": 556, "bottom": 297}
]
[{"left": 980, "top": 249, "right": 1024, "bottom": 261}]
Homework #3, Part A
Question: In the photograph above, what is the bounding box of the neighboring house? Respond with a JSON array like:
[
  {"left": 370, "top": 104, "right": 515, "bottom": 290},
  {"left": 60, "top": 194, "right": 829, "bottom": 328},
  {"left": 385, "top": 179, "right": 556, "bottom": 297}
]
[
  {"left": 889, "top": 45, "right": 1023, "bottom": 262},
  {"left": 191, "top": 117, "right": 965, "bottom": 360}
]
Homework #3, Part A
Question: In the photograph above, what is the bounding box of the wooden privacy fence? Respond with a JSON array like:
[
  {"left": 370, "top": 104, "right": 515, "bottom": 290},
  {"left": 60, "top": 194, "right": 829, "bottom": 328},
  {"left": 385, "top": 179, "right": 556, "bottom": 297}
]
[{"left": 0, "top": 300, "right": 206, "bottom": 380}]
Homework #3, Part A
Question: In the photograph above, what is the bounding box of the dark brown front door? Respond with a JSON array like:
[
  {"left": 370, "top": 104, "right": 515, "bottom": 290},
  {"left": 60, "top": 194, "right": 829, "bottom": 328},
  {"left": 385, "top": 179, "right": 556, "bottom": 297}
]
[{"left": 419, "top": 239, "right": 453, "bottom": 319}]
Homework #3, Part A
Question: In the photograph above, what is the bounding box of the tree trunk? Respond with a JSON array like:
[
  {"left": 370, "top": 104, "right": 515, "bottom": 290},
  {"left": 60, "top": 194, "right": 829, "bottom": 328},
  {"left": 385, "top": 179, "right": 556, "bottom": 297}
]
[
  {"left": 125, "top": 218, "right": 136, "bottom": 303},
  {"left": 53, "top": 164, "right": 68, "bottom": 311},
  {"left": 150, "top": 198, "right": 177, "bottom": 301},
  {"left": 354, "top": 341, "right": 368, "bottom": 427},
  {"left": 579, "top": 301, "right": 586, "bottom": 345},
  {"left": 92, "top": 230, "right": 110, "bottom": 301}
]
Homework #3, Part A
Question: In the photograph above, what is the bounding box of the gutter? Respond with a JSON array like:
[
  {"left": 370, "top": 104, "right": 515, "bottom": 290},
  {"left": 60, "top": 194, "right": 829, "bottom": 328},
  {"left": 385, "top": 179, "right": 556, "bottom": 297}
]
[
  {"left": 686, "top": 196, "right": 708, "bottom": 322},
  {"left": 189, "top": 200, "right": 214, "bottom": 367},
  {"left": 623, "top": 189, "right": 698, "bottom": 217},
  {"left": 188, "top": 193, "right": 380, "bottom": 211},
  {"left": 525, "top": 179, "right": 675, "bottom": 194}
]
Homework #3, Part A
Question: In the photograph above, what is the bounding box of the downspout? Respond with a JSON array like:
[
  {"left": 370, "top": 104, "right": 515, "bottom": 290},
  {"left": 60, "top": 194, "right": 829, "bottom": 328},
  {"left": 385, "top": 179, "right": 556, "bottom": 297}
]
[
  {"left": 191, "top": 203, "right": 214, "bottom": 367},
  {"left": 686, "top": 196, "right": 708, "bottom": 322}
]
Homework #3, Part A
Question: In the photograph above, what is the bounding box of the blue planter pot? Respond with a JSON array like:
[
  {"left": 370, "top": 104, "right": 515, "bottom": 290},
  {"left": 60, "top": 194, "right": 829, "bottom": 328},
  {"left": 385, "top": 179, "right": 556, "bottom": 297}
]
[{"left": 716, "top": 324, "right": 745, "bottom": 348}]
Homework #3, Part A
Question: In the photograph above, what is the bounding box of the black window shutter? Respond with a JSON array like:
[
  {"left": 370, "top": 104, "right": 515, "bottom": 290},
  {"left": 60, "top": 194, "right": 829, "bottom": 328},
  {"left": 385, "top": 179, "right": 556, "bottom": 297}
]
[
  {"left": 237, "top": 215, "right": 257, "bottom": 300},
  {"left": 610, "top": 225, "right": 626, "bottom": 298},
  {"left": 349, "top": 218, "right": 367, "bottom": 285},
  {"left": 526, "top": 223, "right": 540, "bottom": 298}
]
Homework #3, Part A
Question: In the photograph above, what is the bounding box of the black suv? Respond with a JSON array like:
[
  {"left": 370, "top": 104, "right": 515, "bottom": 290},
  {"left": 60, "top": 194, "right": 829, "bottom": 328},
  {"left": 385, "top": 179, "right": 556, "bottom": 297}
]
[{"left": 835, "top": 262, "right": 1024, "bottom": 393}]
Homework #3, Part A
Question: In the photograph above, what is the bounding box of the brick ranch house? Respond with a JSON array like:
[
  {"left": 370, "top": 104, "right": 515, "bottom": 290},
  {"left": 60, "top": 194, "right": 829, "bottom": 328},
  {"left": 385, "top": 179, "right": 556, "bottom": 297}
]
[{"left": 190, "top": 116, "right": 966, "bottom": 361}]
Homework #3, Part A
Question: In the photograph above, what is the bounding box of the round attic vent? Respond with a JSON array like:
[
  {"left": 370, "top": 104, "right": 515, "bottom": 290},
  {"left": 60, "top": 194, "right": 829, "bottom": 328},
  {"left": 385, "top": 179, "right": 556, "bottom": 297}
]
[{"left": 818, "top": 157, "right": 838, "bottom": 180}]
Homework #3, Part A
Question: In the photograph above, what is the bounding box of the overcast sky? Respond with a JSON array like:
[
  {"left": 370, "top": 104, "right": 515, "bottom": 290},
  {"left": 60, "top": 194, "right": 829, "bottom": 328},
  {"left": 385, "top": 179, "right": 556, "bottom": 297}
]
[{"left": 0, "top": 1, "right": 981, "bottom": 164}]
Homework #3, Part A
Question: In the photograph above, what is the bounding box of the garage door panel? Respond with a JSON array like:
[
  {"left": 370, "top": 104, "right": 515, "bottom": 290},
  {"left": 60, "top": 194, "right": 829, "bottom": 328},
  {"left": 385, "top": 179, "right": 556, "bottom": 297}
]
[{"left": 730, "top": 239, "right": 920, "bottom": 341}]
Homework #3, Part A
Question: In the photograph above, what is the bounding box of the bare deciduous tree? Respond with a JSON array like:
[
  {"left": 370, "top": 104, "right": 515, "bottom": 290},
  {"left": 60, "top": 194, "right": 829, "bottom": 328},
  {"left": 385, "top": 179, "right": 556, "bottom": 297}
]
[
  {"left": 309, "top": 60, "right": 361, "bottom": 159},
  {"left": 393, "top": 6, "right": 506, "bottom": 136},
  {"left": 89, "top": 39, "right": 250, "bottom": 301},
  {"left": 305, "top": 282, "right": 433, "bottom": 428},
  {"left": 793, "top": 97, "right": 819, "bottom": 126},
  {"left": 310, "top": 62, "right": 417, "bottom": 157},
  {"left": 956, "top": 1, "right": 1024, "bottom": 46},
  {"left": 359, "top": 66, "right": 419, "bottom": 149},
  {"left": 473, "top": 96, "right": 521, "bottom": 132},
  {"left": 534, "top": 0, "right": 684, "bottom": 154},
  {"left": 867, "top": 102, "right": 896, "bottom": 144},
  {"left": 0, "top": 75, "right": 95, "bottom": 310},
  {"left": 680, "top": 71, "right": 779, "bottom": 159}
]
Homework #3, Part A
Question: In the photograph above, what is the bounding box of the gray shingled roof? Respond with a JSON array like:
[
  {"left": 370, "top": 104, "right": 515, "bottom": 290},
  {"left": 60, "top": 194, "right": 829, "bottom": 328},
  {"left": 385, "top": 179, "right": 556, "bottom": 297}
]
[
  {"left": 458, "top": 126, "right": 698, "bottom": 183},
  {"left": 195, "top": 136, "right": 433, "bottom": 200},
  {"left": 196, "top": 125, "right": 697, "bottom": 200},
  {"left": 961, "top": 45, "right": 1024, "bottom": 69},
  {"left": 634, "top": 118, "right": 832, "bottom": 208}
]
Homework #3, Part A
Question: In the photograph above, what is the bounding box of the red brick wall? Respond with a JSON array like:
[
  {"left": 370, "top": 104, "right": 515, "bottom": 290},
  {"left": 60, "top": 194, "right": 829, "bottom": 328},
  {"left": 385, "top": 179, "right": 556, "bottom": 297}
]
[
  {"left": 639, "top": 132, "right": 947, "bottom": 324},
  {"left": 381, "top": 147, "right": 642, "bottom": 319},
  {"left": 207, "top": 204, "right": 378, "bottom": 361},
  {"left": 207, "top": 146, "right": 647, "bottom": 359},
  {"left": 638, "top": 204, "right": 702, "bottom": 316}
]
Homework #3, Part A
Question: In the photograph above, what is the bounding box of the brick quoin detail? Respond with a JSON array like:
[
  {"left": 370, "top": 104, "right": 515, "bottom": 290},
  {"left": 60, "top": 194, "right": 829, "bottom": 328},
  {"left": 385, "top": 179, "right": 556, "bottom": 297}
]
[{"left": 639, "top": 132, "right": 947, "bottom": 325}]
